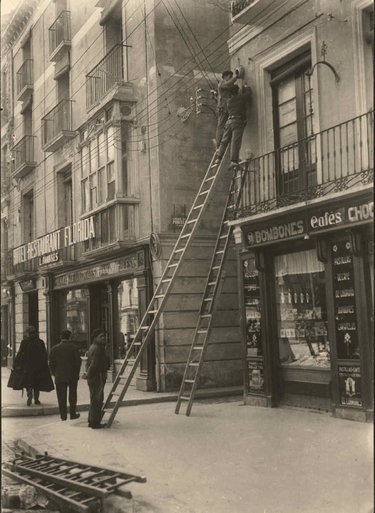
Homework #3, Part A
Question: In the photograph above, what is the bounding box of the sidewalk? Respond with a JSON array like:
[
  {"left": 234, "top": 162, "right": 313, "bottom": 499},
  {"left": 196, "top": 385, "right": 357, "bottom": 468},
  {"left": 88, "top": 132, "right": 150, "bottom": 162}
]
[
  {"left": 1, "top": 367, "right": 242, "bottom": 417},
  {"left": 4, "top": 400, "right": 373, "bottom": 513}
]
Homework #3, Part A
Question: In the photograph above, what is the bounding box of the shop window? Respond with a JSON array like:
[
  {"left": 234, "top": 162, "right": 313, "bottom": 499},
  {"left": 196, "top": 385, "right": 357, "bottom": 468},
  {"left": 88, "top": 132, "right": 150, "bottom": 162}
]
[
  {"left": 275, "top": 249, "right": 330, "bottom": 369},
  {"left": 271, "top": 52, "right": 315, "bottom": 195},
  {"left": 116, "top": 278, "right": 139, "bottom": 359},
  {"left": 58, "top": 288, "right": 89, "bottom": 356},
  {"left": 243, "top": 258, "right": 262, "bottom": 357}
]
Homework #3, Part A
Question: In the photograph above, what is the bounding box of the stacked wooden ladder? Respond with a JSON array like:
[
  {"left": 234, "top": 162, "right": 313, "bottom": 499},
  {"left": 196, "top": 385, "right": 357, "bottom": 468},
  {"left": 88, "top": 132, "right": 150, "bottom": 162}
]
[
  {"left": 102, "top": 151, "right": 228, "bottom": 428},
  {"left": 175, "top": 164, "right": 247, "bottom": 416}
]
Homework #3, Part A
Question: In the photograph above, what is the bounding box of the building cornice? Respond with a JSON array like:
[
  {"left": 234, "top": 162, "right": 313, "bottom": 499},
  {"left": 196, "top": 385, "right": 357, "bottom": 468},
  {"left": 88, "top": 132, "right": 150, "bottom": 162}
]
[{"left": 1, "top": 0, "right": 39, "bottom": 51}]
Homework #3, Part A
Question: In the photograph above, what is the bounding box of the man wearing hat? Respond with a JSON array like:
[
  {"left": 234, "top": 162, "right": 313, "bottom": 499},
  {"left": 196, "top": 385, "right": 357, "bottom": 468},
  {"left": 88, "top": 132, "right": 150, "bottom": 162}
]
[
  {"left": 215, "top": 70, "right": 238, "bottom": 149},
  {"left": 85, "top": 329, "right": 110, "bottom": 429}
]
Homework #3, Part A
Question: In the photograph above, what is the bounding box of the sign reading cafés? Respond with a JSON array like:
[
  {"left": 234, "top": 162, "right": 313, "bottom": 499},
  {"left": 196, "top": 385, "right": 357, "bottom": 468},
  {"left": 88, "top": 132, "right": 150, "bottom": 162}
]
[
  {"left": 245, "top": 200, "right": 373, "bottom": 247},
  {"left": 13, "top": 217, "right": 95, "bottom": 265}
]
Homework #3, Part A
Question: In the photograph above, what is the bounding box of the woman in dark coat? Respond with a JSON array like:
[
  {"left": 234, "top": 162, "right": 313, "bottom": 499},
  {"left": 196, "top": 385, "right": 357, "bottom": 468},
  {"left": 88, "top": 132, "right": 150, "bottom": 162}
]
[{"left": 11, "top": 326, "right": 54, "bottom": 405}]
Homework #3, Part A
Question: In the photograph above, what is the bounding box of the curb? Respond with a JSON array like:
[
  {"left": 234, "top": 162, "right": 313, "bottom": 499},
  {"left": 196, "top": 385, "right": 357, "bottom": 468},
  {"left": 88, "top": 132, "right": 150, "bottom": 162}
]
[{"left": 2, "top": 387, "right": 243, "bottom": 417}]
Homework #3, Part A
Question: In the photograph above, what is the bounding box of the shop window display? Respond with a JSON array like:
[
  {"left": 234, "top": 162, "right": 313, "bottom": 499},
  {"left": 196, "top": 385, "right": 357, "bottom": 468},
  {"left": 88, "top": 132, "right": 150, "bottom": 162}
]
[
  {"left": 243, "top": 258, "right": 262, "bottom": 357},
  {"left": 275, "top": 249, "right": 330, "bottom": 368},
  {"left": 116, "top": 278, "right": 139, "bottom": 359},
  {"left": 59, "top": 288, "right": 89, "bottom": 356}
]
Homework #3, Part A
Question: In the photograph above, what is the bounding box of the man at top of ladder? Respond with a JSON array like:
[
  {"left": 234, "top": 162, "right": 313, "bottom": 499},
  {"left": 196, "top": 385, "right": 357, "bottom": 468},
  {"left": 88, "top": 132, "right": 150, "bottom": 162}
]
[
  {"left": 214, "top": 82, "right": 252, "bottom": 169},
  {"left": 215, "top": 70, "right": 239, "bottom": 149}
]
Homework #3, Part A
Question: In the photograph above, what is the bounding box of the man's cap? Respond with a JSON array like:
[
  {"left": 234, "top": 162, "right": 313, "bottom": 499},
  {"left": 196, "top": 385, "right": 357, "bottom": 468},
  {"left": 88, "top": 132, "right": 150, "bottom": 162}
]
[
  {"left": 222, "top": 70, "right": 233, "bottom": 79},
  {"left": 91, "top": 328, "right": 105, "bottom": 341},
  {"left": 61, "top": 329, "right": 72, "bottom": 340}
]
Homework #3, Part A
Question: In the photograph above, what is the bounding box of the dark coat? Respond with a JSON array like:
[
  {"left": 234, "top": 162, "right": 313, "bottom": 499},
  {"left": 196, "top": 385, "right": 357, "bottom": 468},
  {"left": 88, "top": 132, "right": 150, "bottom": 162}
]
[
  {"left": 11, "top": 336, "right": 54, "bottom": 392},
  {"left": 49, "top": 340, "right": 82, "bottom": 383},
  {"left": 86, "top": 342, "right": 110, "bottom": 380}
]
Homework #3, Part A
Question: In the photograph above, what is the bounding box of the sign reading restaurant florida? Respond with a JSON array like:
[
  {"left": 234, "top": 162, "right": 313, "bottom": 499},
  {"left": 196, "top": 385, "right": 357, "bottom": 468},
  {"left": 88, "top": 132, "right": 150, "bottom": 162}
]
[{"left": 13, "top": 217, "right": 95, "bottom": 265}]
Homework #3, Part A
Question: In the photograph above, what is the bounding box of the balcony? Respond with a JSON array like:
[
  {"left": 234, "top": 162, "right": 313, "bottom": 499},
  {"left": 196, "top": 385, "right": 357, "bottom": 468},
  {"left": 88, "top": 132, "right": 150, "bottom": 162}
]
[
  {"left": 231, "top": 0, "right": 274, "bottom": 24},
  {"left": 234, "top": 112, "right": 373, "bottom": 219},
  {"left": 49, "top": 10, "right": 71, "bottom": 62},
  {"left": 41, "top": 99, "right": 75, "bottom": 152},
  {"left": 86, "top": 44, "right": 135, "bottom": 112},
  {"left": 82, "top": 203, "right": 136, "bottom": 258},
  {"left": 16, "top": 59, "right": 33, "bottom": 101},
  {"left": 12, "top": 135, "right": 36, "bottom": 179}
]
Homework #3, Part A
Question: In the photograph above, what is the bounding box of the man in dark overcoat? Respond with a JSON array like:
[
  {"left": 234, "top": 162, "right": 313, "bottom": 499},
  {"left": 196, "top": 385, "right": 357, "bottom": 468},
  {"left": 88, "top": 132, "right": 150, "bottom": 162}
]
[
  {"left": 49, "top": 329, "right": 82, "bottom": 421},
  {"left": 12, "top": 326, "right": 54, "bottom": 405},
  {"left": 85, "top": 329, "right": 110, "bottom": 429}
]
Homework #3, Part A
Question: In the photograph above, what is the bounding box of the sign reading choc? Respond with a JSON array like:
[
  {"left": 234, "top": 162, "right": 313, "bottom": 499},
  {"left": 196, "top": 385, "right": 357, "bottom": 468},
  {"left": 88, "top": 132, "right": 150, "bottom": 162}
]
[{"left": 13, "top": 217, "right": 95, "bottom": 265}]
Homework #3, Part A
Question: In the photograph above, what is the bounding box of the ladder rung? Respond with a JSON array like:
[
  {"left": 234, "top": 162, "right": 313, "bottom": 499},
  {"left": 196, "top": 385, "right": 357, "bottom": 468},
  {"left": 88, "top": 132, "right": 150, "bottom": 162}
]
[
  {"left": 199, "top": 189, "right": 210, "bottom": 195},
  {"left": 203, "top": 298, "right": 213, "bottom": 302},
  {"left": 180, "top": 396, "right": 190, "bottom": 400},
  {"left": 162, "top": 279, "right": 172, "bottom": 283},
  {"left": 208, "top": 281, "right": 216, "bottom": 286},
  {"left": 216, "top": 250, "right": 224, "bottom": 254},
  {"left": 155, "top": 294, "right": 165, "bottom": 298},
  {"left": 187, "top": 218, "right": 198, "bottom": 224},
  {"left": 140, "top": 326, "right": 149, "bottom": 330},
  {"left": 168, "top": 263, "right": 178, "bottom": 268},
  {"left": 212, "top": 266, "right": 220, "bottom": 270},
  {"left": 175, "top": 248, "right": 185, "bottom": 253},
  {"left": 180, "top": 233, "right": 192, "bottom": 239},
  {"left": 219, "top": 235, "right": 227, "bottom": 239},
  {"left": 193, "top": 203, "right": 204, "bottom": 210},
  {"left": 184, "top": 379, "right": 194, "bottom": 383},
  {"left": 193, "top": 346, "right": 203, "bottom": 350},
  {"left": 205, "top": 176, "right": 215, "bottom": 182},
  {"left": 200, "top": 314, "right": 211, "bottom": 318},
  {"left": 189, "top": 362, "right": 199, "bottom": 366},
  {"left": 197, "top": 330, "right": 208, "bottom": 334},
  {"left": 148, "top": 310, "right": 158, "bottom": 314}
]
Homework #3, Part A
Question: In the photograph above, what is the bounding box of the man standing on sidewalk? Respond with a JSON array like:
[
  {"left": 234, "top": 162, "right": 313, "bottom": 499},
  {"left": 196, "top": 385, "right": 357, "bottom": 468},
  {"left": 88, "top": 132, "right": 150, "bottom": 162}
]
[
  {"left": 49, "top": 330, "right": 81, "bottom": 421},
  {"left": 85, "top": 329, "right": 110, "bottom": 429},
  {"left": 214, "top": 83, "right": 252, "bottom": 169}
]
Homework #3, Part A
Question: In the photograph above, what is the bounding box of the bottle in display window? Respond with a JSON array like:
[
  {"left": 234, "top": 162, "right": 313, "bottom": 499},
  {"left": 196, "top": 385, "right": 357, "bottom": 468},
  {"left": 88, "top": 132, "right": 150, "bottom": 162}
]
[{"left": 275, "top": 249, "right": 330, "bottom": 369}]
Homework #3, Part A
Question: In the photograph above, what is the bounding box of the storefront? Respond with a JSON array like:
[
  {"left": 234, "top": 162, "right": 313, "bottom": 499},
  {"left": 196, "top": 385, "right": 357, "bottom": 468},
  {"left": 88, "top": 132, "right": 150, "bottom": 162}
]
[
  {"left": 49, "top": 247, "right": 155, "bottom": 390},
  {"left": 237, "top": 193, "right": 373, "bottom": 422}
]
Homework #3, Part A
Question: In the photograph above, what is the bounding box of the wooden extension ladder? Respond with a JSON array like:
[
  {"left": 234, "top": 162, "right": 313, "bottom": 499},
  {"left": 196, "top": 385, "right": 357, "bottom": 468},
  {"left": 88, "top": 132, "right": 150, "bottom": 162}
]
[
  {"left": 175, "top": 164, "right": 247, "bottom": 416},
  {"left": 3, "top": 451, "right": 146, "bottom": 512},
  {"left": 101, "top": 151, "right": 228, "bottom": 428}
]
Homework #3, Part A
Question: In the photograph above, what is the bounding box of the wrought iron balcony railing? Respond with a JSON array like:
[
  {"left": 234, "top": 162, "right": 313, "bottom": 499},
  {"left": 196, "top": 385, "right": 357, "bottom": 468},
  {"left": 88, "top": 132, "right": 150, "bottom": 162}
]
[
  {"left": 49, "top": 10, "right": 71, "bottom": 61},
  {"left": 12, "top": 135, "right": 36, "bottom": 178},
  {"left": 86, "top": 44, "right": 124, "bottom": 110},
  {"left": 234, "top": 111, "right": 373, "bottom": 219},
  {"left": 41, "top": 99, "right": 75, "bottom": 152},
  {"left": 16, "top": 59, "right": 33, "bottom": 100}
]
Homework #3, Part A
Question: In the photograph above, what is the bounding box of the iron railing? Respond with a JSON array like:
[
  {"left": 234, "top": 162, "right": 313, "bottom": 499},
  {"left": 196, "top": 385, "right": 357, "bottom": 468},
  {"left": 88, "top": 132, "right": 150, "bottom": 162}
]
[
  {"left": 231, "top": 0, "right": 256, "bottom": 17},
  {"left": 41, "top": 99, "right": 73, "bottom": 148},
  {"left": 16, "top": 59, "right": 33, "bottom": 96},
  {"left": 86, "top": 44, "right": 124, "bottom": 110},
  {"left": 12, "top": 135, "right": 35, "bottom": 174},
  {"left": 235, "top": 111, "right": 374, "bottom": 218},
  {"left": 49, "top": 10, "right": 71, "bottom": 56}
]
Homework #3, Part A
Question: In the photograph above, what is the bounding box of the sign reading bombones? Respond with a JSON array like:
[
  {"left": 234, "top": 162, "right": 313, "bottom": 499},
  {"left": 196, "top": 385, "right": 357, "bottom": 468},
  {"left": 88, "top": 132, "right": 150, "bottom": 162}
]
[
  {"left": 244, "top": 200, "right": 373, "bottom": 247},
  {"left": 13, "top": 217, "right": 95, "bottom": 265}
]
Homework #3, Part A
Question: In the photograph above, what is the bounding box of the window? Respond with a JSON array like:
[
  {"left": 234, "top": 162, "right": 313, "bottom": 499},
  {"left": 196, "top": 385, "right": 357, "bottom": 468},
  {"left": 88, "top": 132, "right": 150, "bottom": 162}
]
[
  {"left": 22, "top": 190, "right": 34, "bottom": 242},
  {"left": 57, "top": 166, "right": 72, "bottom": 227},
  {"left": 271, "top": 52, "right": 315, "bottom": 195},
  {"left": 362, "top": 6, "right": 374, "bottom": 111},
  {"left": 275, "top": 249, "right": 330, "bottom": 369},
  {"left": 116, "top": 278, "right": 139, "bottom": 359},
  {"left": 80, "top": 124, "right": 117, "bottom": 212},
  {"left": 57, "top": 288, "right": 89, "bottom": 356}
]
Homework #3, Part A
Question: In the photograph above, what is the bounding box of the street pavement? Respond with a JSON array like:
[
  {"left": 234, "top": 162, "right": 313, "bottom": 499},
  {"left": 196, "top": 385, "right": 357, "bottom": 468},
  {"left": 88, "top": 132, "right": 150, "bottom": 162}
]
[{"left": 2, "top": 390, "right": 373, "bottom": 513}]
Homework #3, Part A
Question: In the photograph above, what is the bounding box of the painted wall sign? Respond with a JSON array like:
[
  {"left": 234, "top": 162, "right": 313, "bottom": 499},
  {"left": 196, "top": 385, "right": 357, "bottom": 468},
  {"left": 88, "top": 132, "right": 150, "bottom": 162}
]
[
  {"left": 331, "top": 239, "right": 359, "bottom": 359},
  {"left": 247, "top": 359, "right": 265, "bottom": 394},
  {"left": 338, "top": 365, "right": 362, "bottom": 407},
  {"left": 39, "top": 252, "right": 59, "bottom": 266},
  {"left": 13, "top": 217, "right": 95, "bottom": 265},
  {"left": 53, "top": 251, "right": 145, "bottom": 289},
  {"left": 243, "top": 199, "right": 373, "bottom": 247}
]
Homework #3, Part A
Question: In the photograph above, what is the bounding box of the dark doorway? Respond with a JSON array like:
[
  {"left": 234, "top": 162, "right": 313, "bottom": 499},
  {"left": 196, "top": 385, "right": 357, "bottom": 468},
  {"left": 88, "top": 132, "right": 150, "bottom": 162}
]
[{"left": 28, "top": 291, "right": 39, "bottom": 331}]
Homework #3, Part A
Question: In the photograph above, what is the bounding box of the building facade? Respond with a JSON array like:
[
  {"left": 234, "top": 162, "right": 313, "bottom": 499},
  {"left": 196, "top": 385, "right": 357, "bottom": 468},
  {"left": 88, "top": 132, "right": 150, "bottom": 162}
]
[
  {"left": 229, "top": 0, "right": 373, "bottom": 421},
  {"left": 1, "top": 0, "right": 244, "bottom": 392}
]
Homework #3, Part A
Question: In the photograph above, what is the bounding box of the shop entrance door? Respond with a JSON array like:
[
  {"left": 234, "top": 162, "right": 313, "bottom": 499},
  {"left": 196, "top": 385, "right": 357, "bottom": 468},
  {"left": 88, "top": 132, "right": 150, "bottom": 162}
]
[
  {"left": 90, "top": 284, "right": 110, "bottom": 336},
  {"left": 28, "top": 292, "right": 39, "bottom": 331}
]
